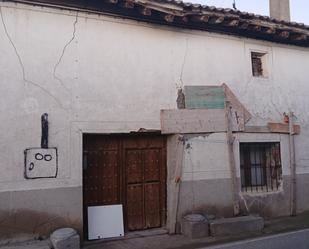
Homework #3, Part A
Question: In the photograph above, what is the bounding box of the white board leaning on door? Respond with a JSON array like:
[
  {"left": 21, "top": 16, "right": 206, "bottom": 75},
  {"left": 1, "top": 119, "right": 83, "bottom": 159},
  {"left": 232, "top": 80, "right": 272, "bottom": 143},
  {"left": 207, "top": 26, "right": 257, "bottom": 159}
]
[{"left": 88, "top": 205, "right": 124, "bottom": 240}]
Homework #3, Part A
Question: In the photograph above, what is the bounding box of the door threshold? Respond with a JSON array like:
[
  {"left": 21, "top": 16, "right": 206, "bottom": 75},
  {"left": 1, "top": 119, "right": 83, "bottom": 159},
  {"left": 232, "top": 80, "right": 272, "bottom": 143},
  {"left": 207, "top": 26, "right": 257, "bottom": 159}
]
[
  {"left": 83, "top": 228, "right": 169, "bottom": 246},
  {"left": 125, "top": 228, "right": 169, "bottom": 239}
]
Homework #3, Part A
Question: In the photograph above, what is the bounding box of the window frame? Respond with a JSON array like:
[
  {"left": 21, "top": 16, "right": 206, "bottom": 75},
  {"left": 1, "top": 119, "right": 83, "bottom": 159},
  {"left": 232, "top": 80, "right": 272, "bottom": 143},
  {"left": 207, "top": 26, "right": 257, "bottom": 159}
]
[
  {"left": 239, "top": 142, "right": 283, "bottom": 193},
  {"left": 251, "top": 51, "right": 268, "bottom": 78}
]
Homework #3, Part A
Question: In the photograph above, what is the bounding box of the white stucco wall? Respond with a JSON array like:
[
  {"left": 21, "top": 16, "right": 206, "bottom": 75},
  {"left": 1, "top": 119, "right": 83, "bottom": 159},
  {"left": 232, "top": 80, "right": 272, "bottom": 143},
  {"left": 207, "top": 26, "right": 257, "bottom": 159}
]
[
  {"left": 182, "top": 133, "right": 290, "bottom": 182},
  {"left": 1, "top": 2, "right": 309, "bottom": 193},
  {"left": 183, "top": 133, "right": 230, "bottom": 181}
]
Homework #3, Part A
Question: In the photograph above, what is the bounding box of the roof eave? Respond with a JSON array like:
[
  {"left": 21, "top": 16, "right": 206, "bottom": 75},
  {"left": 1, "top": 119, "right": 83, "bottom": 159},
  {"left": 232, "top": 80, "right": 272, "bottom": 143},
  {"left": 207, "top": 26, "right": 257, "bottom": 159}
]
[{"left": 6, "top": 0, "right": 309, "bottom": 48}]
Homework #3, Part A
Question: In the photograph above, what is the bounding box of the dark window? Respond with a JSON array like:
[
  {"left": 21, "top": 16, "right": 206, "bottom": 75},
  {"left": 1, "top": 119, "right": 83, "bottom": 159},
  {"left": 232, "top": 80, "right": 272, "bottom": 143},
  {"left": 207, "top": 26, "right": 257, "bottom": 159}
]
[
  {"left": 240, "top": 142, "right": 282, "bottom": 192},
  {"left": 251, "top": 52, "right": 265, "bottom": 77}
]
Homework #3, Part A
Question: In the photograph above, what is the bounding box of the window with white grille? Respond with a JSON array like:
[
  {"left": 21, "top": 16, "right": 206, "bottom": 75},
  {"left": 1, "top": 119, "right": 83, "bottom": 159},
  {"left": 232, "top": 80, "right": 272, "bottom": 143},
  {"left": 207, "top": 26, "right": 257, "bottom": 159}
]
[{"left": 240, "top": 142, "right": 282, "bottom": 192}]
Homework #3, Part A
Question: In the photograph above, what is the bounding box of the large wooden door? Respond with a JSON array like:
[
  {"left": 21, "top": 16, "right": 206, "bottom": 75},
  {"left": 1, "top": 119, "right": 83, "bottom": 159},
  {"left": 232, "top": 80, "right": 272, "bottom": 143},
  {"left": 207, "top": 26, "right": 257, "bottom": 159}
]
[{"left": 83, "top": 134, "right": 166, "bottom": 234}]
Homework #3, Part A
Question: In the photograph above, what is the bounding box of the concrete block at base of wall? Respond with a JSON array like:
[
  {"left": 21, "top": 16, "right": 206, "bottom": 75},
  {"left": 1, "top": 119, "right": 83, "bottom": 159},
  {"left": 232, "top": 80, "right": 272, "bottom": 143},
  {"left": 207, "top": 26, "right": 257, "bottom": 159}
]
[
  {"left": 210, "top": 216, "right": 264, "bottom": 236},
  {"left": 50, "top": 228, "right": 80, "bottom": 249},
  {"left": 181, "top": 214, "right": 209, "bottom": 239}
]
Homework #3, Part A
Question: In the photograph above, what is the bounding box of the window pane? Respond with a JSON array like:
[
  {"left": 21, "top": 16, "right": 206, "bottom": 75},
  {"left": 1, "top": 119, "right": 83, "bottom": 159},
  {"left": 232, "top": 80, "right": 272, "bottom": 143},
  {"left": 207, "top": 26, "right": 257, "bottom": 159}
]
[{"left": 240, "top": 142, "right": 282, "bottom": 192}]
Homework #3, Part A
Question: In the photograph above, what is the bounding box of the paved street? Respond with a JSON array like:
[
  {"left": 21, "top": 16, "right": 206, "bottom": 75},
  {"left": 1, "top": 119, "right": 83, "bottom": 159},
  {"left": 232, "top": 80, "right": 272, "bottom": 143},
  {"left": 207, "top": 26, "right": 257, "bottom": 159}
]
[{"left": 204, "top": 229, "right": 309, "bottom": 249}]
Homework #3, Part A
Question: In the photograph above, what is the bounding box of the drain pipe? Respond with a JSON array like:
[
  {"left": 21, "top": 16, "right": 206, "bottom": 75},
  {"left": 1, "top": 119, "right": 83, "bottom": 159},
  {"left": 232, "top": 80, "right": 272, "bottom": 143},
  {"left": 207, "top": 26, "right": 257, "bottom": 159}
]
[{"left": 289, "top": 112, "right": 297, "bottom": 216}]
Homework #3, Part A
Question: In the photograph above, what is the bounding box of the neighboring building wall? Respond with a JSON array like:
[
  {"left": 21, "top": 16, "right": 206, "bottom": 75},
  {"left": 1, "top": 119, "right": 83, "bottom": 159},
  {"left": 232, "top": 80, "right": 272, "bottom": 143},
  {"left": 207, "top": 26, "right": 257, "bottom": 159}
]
[{"left": 1, "top": 1, "right": 309, "bottom": 235}]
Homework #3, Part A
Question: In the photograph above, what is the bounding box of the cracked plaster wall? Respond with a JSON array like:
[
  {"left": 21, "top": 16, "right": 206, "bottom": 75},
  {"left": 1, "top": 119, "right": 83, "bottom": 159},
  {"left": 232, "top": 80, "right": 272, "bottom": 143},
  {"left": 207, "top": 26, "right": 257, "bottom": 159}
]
[
  {"left": 177, "top": 133, "right": 293, "bottom": 219},
  {"left": 1, "top": 1, "right": 309, "bottom": 228}
]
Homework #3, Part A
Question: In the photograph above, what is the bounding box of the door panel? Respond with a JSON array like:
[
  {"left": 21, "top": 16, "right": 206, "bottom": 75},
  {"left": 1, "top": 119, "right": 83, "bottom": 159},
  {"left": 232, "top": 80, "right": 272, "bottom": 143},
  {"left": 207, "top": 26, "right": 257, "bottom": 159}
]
[
  {"left": 144, "top": 149, "right": 161, "bottom": 182},
  {"left": 125, "top": 149, "right": 144, "bottom": 230},
  {"left": 83, "top": 149, "right": 120, "bottom": 206},
  {"left": 126, "top": 150, "right": 143, "bottom": 184},
  {"left": 145, "top": 182, "right": 161, "bottom": 228},
  {"left": 83, "top": 134, "right": 166, "bottom": 234},
  {"left": 126, "top": 184, "right": 143, "bottom": 230}
]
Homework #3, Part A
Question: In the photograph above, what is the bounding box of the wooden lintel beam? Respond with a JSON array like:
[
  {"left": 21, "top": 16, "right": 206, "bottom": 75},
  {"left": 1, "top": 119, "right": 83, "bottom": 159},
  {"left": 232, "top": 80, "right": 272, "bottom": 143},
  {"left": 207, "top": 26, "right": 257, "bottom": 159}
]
[
  {"left": 268, "top": 123, "right": 300, "bottom": 135},
  {"left": 191, "top": 15, "right": 210, "bottom": 23},
  {"left": 244, "top": 126, "right": 270, "bottom": 133},
  {"left": 161, "top": 109, "right": 245, "bottom": 134},
  {"left": 139, "top": 7, "right": 151, "bottom": 16}
]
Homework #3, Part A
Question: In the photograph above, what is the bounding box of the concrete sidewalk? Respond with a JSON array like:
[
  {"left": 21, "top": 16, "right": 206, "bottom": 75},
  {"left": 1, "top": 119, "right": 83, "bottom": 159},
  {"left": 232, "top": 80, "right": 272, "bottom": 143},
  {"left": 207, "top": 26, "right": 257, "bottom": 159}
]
[
  {"left": 2, "top": 211, "right": 309, "bottom": 249},
  {"left": 83, "top": 211, "right": 309, "bottom": 249}
]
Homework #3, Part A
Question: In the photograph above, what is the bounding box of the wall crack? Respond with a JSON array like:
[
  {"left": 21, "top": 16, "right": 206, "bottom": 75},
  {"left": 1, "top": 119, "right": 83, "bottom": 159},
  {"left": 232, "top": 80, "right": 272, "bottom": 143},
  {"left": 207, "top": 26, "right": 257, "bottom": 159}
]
[
  {"left": 176, "top": 37, "right": 189, "bottom": 89},
  {"left": 0, "top": 7, "right": 65, "bottom": 109},
  {"left": 53, "top": 12, "right": 78, "bottom": 92}
]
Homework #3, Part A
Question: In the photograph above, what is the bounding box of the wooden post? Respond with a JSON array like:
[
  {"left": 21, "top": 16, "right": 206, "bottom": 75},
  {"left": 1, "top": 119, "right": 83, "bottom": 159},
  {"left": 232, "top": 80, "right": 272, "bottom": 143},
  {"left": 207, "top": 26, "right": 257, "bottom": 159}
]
[
  {"left": 289, "top": 112, "right": 297, "bottom": 216},
  {"left": 225, "top": 101, "right": 240, "bottom": 216},
  {"left": 169, "top": 135, "right": 185, "bottom": 233}
]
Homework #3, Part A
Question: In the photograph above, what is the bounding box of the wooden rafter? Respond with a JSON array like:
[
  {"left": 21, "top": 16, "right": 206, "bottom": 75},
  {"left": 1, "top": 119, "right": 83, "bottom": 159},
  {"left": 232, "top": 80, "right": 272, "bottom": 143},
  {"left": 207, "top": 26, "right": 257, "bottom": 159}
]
[
  {"left": 121, "top": 0, "right": 134, "bottom": 9},
  {"left": 106, "top": 0, "right": 118, "bottom": 4},
  {"left": 224, "top": 19, "right": 239, "bottom": 27},
  {"left": 191, "top": 15, "right": 210, "bottom": 23},
  {"left": 139, "top": 7, "right": 151, "bottom": 16},
  {"left": 162, "top": 13, "right": 174, "bottom": 22}
]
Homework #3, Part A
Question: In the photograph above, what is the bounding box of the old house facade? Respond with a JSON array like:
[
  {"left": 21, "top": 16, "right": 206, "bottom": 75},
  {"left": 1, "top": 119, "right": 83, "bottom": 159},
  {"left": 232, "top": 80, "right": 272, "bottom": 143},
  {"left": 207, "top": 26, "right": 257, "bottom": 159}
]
[{"left": 1, "top": 0, "right": 309, "bottom": 239}]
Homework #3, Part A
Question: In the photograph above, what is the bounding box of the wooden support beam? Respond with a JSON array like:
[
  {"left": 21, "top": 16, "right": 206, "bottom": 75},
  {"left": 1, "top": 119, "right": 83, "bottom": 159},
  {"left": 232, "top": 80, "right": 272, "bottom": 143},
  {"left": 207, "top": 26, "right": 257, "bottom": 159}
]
[
  {"left": 168, "top": 135, "right": 185, "bottom": 234},
  {"left": 139, "top": 7, "right": 151, "bottom": 16},
  {"left": 244, "top": 126, "right": 270, "bottom": 133},
  {"left": 267, "top": 122, "right": 300, "bottom": 134},
  {"left": 289, "top": 113, "right": 297, "bottom": 217},
  {"left": 225, "top": 102, "right": 240, "bottom": 216},
  {"left": 222, "top": 83, "right": 251, "bottom": 124},
  {"left": 160, "top": 109, "right": 245, "bottom": 134}
]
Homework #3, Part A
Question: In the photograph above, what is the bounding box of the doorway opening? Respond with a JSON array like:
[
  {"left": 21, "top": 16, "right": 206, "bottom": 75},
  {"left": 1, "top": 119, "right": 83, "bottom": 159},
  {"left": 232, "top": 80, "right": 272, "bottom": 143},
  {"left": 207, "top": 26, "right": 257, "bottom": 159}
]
[{"left": 82, "top": 134, "right": 167, "bottom": 239}]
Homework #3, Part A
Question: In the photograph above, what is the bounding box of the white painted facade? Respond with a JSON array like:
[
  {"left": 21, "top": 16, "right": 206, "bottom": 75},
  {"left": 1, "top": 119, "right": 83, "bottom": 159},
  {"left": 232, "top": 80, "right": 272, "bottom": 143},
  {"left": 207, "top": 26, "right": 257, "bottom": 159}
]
[
  {"left": 183, "top": 133, "right": 291, "bottom": 182},
  {"left": 1, "top": 1, "right": 309, "bottom": 228}
]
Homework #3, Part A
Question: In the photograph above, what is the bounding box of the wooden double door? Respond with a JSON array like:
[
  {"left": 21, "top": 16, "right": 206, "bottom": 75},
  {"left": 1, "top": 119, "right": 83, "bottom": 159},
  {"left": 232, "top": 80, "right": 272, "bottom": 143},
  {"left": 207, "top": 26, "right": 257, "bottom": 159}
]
[{"left": 83, "top": 134, "right": 166, "bottom": 234}]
